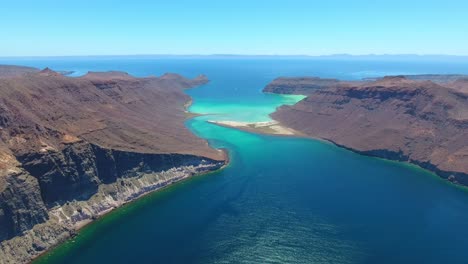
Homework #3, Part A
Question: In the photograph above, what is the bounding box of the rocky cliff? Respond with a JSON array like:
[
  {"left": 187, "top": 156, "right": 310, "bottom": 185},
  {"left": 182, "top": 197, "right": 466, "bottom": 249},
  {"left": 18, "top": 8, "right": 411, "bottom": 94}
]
[
  {"left": 264, "top": 77, "right": 349, "bottom": 95},
  {"left": 265, "top": 75, "right": 468, "bottom": 185},
  {"left": 0, "top": 66, "right": 225, "bottom": 263}
]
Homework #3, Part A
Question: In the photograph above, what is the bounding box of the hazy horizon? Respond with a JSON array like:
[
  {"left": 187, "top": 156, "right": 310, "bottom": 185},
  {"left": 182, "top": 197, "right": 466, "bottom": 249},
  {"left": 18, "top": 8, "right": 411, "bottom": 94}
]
[{"left": 2, "top": 54, "right": 468, "bottom": 59}]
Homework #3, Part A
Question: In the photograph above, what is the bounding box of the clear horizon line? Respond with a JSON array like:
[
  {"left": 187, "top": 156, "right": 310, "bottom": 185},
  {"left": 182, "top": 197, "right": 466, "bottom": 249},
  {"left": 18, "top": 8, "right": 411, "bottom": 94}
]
[{"left": 1, "top": 53, "right": 468, "bottom": 59}]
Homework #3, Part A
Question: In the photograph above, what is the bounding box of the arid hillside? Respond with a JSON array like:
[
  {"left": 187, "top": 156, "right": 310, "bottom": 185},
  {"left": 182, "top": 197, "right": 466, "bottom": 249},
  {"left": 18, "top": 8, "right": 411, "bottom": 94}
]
[
  {"left": 0, "top": 66, "right": 225, "bottom": 263},
  {"left": 266, "top": 75, "right": 468, "bottom": 185}
]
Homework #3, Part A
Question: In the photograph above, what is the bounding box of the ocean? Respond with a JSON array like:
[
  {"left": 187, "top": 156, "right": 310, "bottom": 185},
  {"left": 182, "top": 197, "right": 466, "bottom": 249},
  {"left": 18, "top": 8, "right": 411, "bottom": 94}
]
[{"left": 3, "top": 56, "right": 468, "bottom": 264}]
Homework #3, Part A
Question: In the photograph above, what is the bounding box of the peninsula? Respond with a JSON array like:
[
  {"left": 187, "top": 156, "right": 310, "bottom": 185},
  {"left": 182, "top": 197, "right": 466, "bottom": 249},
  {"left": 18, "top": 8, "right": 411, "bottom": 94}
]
[
  {"left": 263, "top": 75, "right": 468, "bottom": 185},
  {"left": 0, "top": 65, "right": 226, "bottom": 263}
]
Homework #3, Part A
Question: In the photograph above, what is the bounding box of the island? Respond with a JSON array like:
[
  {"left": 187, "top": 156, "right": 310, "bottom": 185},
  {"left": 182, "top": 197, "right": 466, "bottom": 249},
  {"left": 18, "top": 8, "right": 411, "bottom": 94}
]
[
  {"left": 0, "top": 66, "right": 226, "bottom": 263},
  {"left": 263, "top": 75, "right": 468, "bottom": 185}
]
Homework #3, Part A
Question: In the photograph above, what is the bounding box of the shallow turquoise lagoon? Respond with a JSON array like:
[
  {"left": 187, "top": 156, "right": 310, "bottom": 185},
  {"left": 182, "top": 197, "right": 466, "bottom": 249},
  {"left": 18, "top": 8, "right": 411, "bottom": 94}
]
[{"left": 189, "top": 93, "right": 305, "bottom": 123}]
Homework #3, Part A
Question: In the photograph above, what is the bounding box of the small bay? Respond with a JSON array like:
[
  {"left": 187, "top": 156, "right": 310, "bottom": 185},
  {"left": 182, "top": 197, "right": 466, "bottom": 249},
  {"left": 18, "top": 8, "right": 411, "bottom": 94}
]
[{"left": 4, "top": 57, "right": 467, "bottom": 264}]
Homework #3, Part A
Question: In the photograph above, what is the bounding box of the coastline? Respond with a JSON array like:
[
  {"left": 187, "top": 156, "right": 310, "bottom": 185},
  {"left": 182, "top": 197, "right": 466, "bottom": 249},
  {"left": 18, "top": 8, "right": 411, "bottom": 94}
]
[
  {"left": 183, "top": 79, "right": 466, "bottom": 188},
  {"left": 28, "top": 85, "right": 231, "bottom": 263},
  {"left": 210, "top": 116, "right": 466, "bottom": 189},
  {"left": 207, "top": 120, "right": 303, "bottom": 137},
  {"left": 263, "top": 75, "right": 468, "bottom": 186},
  {"left": 0, "top": 77, "right": 231, "bottom": 264},
  {"left": 321, "top": 138, "right": 468, "bottom": 188},
  {"left": 32, "top": 152, "right": 229, "bottom": 263}
]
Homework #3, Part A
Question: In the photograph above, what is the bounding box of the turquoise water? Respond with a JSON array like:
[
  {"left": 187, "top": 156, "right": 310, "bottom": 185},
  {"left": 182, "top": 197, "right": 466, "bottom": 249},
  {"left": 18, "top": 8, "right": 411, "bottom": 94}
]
[
  {"left": 4, "top": 57, "right": 468, "bottom": 263},
  {"left": 188, "top": 93, "right": 305, "bottom": 122}
]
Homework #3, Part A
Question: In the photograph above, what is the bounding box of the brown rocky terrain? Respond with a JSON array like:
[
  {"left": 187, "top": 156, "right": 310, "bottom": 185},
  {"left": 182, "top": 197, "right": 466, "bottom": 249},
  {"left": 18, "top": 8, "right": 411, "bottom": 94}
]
[
  {"left": 365, "top": 74, "right": 468, "bottom": 84},
  {"left": 446, "top": 78, "right": 468, "bottom": 93},
  {"left": 265, "top": 75, "right": 468, "bottom": 185},
  {"left": 0, "top": 65, "right": 39, "bottom": 78},
  {"left": 0, "top": 66, "right": 225, "bottom": 263},
  {"left": 263, "top": 77, "right": 351, "bottom": 95}
]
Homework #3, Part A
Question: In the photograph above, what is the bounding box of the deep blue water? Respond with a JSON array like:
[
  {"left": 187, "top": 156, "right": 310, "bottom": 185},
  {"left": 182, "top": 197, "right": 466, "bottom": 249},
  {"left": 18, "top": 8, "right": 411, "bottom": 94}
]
[{"left": 3, "top": 57, "right": 468, "bottom": 264}]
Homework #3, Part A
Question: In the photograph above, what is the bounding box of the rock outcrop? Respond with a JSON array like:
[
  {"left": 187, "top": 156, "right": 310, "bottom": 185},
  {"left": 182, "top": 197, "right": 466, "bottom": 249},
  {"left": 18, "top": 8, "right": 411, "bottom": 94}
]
[
  {"left": 265, "top": 75, "right": 468, "bottom": 185},
  {"left": 0, "top": 66, "right": 226, "bottom": 263},
  {"left": 264, "top": 77, "right": 349, "bottom": 95}
]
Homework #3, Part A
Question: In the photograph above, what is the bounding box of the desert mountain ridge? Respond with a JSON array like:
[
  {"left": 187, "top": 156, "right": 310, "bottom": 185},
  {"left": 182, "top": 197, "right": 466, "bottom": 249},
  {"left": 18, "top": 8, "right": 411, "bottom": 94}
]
[
  {"left": 265, "top": 74, "right": 468, "bottom": 185},
  {"left": 0, "top": 65, "right": 224, "bottom": 263}
]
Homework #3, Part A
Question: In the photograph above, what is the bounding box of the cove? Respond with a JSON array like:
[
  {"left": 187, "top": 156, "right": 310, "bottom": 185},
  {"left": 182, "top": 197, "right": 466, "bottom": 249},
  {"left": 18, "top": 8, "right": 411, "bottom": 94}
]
[{"left": 11, "top": 57, "right": 468, "bottom": 264}]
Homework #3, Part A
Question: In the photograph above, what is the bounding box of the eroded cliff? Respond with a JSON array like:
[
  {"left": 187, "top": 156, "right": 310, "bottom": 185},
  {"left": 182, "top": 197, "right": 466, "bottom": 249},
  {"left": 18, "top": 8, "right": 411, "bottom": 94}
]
[
  {"left": 0, "top": 66, "right": 225, "bottom": 263},
  {"left": 265, "top": 75, "right": 468, "bottom": 185}
]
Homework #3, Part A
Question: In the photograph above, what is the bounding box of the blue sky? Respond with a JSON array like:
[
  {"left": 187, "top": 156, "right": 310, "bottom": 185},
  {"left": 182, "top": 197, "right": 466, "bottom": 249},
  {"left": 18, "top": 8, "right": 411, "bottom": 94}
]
[{"left": 2, "top": 0, "right": 468, "bottom": 56}]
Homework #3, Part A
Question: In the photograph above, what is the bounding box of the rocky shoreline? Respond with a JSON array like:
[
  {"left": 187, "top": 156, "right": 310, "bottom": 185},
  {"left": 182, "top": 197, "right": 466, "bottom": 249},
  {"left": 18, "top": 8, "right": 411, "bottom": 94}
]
[
  {"left": 264, "top": 75, "right": 468, "bottom": 186},
  {"left": 0, "top": 66, "right": 227, "bottom": 263},
  {"left": 1, "top": 157, "right": 225, "bottom": 264}
]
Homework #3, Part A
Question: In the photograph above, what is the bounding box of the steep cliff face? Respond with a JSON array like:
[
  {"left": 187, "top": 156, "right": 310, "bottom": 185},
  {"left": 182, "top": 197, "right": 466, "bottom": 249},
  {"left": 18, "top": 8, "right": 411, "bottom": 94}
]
[
  {"left": 264, "top": 77, "right": 347, "bottom": 95},
  {"left": 16, "top": 142, "right": 222, "bottom": 208},
  {"left": 266, "top": 76, "right": 468, "bottom": 185},
  {"left": 0, "top": 66, "right": 225, "bottom": 263},
  {"left": 0, "top": 169, "right": 48, "bottom": 242},
  {"left": 0, "top": 144, "right": 223, "bottom": 263}
]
